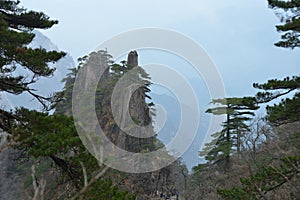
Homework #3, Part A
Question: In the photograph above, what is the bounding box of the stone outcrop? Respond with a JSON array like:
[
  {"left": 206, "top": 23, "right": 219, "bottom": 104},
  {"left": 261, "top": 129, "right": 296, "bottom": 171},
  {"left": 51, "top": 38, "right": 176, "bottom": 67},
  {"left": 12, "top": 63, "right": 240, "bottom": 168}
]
[
  {"left": 0, "top": 148, "right": 27, "bottom": 200},
  {"left": 0, "top": 50, "right": 186, "bottom": 199},
  {"left": 127, "top": 50, "right": 138, "bottom": 68}
]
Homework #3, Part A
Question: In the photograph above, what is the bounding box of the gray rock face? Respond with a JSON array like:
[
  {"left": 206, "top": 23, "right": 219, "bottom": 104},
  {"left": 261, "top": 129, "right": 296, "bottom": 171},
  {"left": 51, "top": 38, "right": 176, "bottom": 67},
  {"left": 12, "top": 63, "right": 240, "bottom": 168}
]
[
  {"left": 0, "top": 148, "right": 27, "bottom": 200},
  {"left": 127, "top": 50, "right": 138, "bottom": 67}
]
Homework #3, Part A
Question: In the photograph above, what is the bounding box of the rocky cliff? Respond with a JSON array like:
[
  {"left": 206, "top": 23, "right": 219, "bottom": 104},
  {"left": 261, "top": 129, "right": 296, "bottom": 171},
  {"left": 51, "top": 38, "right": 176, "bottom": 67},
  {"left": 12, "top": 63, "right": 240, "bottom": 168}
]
[
  {"left": 0, "top": 49, "right": 187, "bottom": 199},
  {"left": 64, "top": 50, "right": 187, "bottom": 199}
]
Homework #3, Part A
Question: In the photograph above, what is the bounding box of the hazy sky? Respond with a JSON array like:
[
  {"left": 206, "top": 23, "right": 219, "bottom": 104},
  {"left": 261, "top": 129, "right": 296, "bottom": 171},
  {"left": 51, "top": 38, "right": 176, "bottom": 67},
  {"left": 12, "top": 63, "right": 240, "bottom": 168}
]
[{"left": 21, "top": 0, "right": 299, "bottom": 97}]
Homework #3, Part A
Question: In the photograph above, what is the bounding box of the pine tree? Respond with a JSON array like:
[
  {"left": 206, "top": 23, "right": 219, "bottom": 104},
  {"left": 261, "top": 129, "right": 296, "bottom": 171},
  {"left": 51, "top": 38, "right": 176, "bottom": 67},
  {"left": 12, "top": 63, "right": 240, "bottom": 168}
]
[
  {"left": 254, "top": 76, "right": 300, "bottom": 125},
  {"left": 200, "top": 97, "right": 259, "bottom": 169},
  {"left": 268, "top": 0, "right": 300, "bottom": 48},
  {"left": 0, "top": 0, "right": 66, "bottom": 114}
]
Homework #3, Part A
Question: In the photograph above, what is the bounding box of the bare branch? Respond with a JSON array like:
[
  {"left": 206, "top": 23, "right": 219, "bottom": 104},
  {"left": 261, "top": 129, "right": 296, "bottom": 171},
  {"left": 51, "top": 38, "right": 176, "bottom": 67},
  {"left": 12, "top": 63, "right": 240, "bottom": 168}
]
[
  {"left": 69, "top": 166, "right": 109, "bottom": 200},
  {"left": 80, "top": 162, "right": 88, "bottom": 187},
  {"left": 31, "top": 164, "right": 47, "bottom": 200}
]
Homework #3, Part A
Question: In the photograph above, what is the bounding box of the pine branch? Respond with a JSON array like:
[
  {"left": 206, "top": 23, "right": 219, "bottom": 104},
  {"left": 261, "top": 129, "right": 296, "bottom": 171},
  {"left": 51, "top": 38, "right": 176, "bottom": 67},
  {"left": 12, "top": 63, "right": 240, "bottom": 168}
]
[{"left": 256, "top": 88, "right": 296, "bottom": 103}]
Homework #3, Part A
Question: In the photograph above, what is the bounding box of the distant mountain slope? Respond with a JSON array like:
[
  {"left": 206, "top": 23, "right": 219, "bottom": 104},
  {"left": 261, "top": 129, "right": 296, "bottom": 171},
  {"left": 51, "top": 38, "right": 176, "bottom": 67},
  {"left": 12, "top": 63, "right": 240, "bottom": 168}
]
[{"left": 150, "top": 92, "right": 209, "bottom": 170}]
